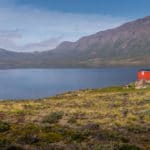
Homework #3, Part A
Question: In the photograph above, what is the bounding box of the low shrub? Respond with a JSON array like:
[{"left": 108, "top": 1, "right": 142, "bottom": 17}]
[
  {"left": 91, "top": 143, "right": 116, "bottom": 150},
  {"left": 127, "top": 125, "right": 148, "bottom": 133},
  {"left": 69, "top": 131, "right": 87, "bottom": 142},
  {"left": 18, "top": 132, "right": 39, "bottom": 144},
  {"left": 17, "top": 124, "right": 40, "bottom": 144},
  {"left": 6, "top": 145, "right": 25, "bottom": 150},
  {"left": 82, "top": 123, "right": 100, "bottom": 130},
  {"left": 42, "top": 111, "right": 64, "bottom": 124},
  {"left": 120, "top": 136, "right": 130, "bottom": 143},
  {"left": 0, "top": 121, "right": 10, "bottom": 132},
  {"left": 0, "top": 137, "right": 10, "bottom": 148},
  {"left": 39, "top": 132, "right": 63, "bottom": 143},
  {"left": 67, "top": 117, "right": 77, "bottom": 124},
  {"left": 119, "top": 144, "right": 142, "bottom": 150}
]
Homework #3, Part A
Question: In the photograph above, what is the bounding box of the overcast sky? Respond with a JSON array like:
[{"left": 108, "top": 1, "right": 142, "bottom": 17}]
[{"left": 0, "top": 0, "right": 150, "bottom": 52}]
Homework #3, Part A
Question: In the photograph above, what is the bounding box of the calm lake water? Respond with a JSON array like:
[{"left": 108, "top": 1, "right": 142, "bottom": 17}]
[{"left": 0, "top": 68, "right": 140, "bottom": 100}]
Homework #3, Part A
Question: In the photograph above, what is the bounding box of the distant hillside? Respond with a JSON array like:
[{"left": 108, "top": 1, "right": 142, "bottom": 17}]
[{"left": 0, "top": 16, "right": 150, "bottom": 68}]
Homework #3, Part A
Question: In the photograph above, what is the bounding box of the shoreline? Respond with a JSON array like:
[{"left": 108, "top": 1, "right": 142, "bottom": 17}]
[{"left": 0, "top": 85, "right": 133, "bottom": 102}]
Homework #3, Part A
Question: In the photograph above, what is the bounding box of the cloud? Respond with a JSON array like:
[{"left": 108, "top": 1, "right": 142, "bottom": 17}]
[
  {"left": 21, "top": 36, "right": 63, "bottom": 51},
  {"left": 0, "top": 30, "right": 22, "bottom": 50},
  {"left": 0, "top": 30, "right": 22, "bottom": 39},
  {"left": 0, "top": 3, "right": 130, "bottom": 52}
]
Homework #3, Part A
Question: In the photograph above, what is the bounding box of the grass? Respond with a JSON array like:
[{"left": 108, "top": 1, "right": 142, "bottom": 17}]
[{"left": 0, "top": 86, "right": 149, "bottom": 149}]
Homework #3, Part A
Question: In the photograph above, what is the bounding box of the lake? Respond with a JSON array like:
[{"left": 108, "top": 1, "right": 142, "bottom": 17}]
[{"left": 0, "top": 67, "right": 140, "bottom": 100}]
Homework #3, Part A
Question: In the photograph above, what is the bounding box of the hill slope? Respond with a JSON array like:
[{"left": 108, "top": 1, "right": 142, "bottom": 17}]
[
  {"left": 0, "top": 86, "right": 149, "bottom": 149},
  {"left": 51, "top": 16, "right": 150, "bottom": 67},
  {"left": 1, "top": 16, "right": 150, "bottom": 68}
]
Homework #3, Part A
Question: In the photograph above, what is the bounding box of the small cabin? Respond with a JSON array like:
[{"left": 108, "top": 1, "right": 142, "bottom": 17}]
[{"left": 138, "top": 69, "right": 150, "bottom": 81}]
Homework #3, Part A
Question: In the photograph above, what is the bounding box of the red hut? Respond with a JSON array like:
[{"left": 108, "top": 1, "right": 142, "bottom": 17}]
[{"left": 138, "top": 69, "right": 150, "bottom": 81}]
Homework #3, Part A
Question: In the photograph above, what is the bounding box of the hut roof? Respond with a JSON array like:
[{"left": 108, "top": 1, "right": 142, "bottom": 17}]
[{"left": 139, "top": 69, "right": 150, "bottom": 72}]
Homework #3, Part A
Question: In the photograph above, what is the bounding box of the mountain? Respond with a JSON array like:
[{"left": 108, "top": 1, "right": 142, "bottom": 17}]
[{"left": 0, "top": 16, "right": 150, "bottom": 68}]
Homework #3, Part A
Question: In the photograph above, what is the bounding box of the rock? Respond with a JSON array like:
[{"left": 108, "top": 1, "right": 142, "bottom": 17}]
[{"left": 135, "top": 80, "right": 150, "bottom": 89}]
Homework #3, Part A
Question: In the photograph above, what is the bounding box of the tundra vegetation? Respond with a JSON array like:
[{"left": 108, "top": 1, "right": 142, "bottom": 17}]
[{"left": 0, "top": 85, "right": 149, "bottom": 150}]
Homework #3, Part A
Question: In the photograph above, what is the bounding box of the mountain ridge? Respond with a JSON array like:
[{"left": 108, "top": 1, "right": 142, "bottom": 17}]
[{"left": 0, "top": 16, "right": 150, "bottom": 68}]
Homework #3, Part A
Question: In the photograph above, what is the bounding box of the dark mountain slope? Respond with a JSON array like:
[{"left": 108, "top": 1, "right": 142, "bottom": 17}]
[{"left": 51, "top": 16, "right": 150, "bottom": 67}]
